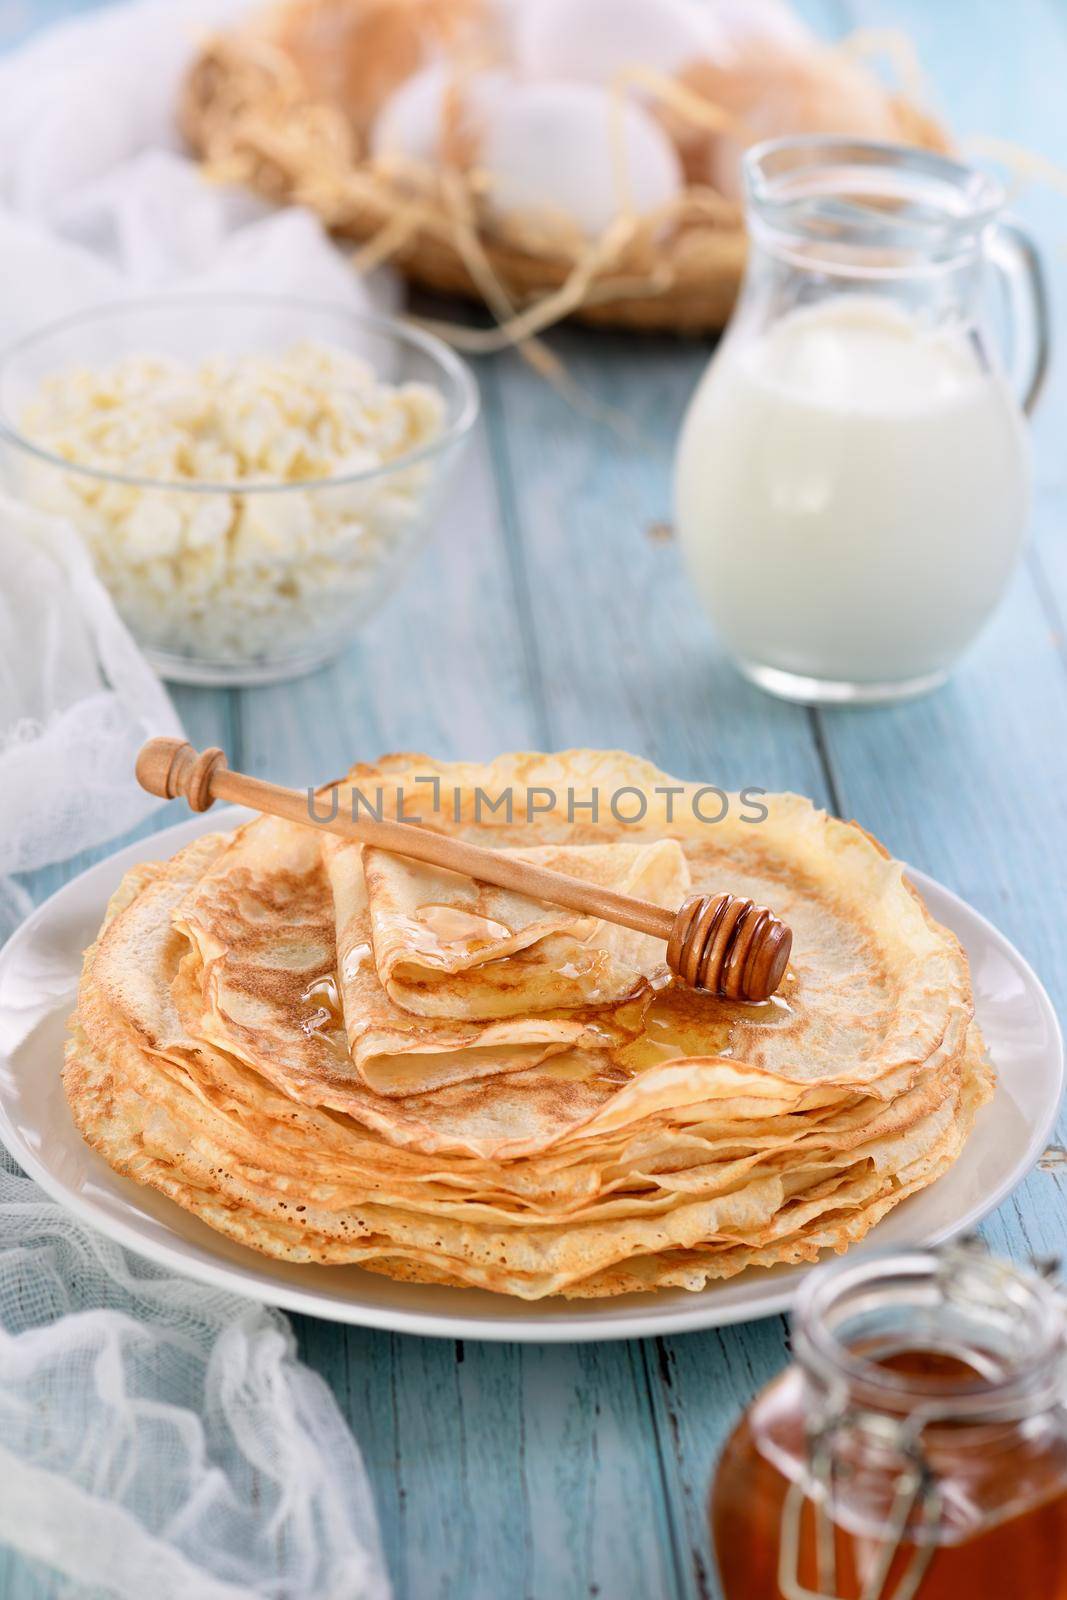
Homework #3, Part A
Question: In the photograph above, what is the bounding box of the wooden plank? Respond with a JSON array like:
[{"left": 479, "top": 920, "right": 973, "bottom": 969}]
[
  {"left": 442, "top": 29, "right": 909, "bottom": 1562},
  {"left": 472, "top": 4, "right": 889, "bottom": 1572},
  {"left": 296, "top": 1320, "right": 685, "bottom": 1600},
  {"left": 241, "top": 407, "right": 691, "bottom": 1600},
  {"left": 478, "top": 323, "right": 839, "bottom": 1600},
  {"left": 639, "top": 4, "right": 1067, "bottom": 1593},
  {"left": 815, "top": 0, "right": 1067, "bottom": 1274},
  {"left": 478, "top": 337, "right": 833, "bottom": 802},
  {"left": 233, "top": 416, "right": 544, "bottom": 784}
]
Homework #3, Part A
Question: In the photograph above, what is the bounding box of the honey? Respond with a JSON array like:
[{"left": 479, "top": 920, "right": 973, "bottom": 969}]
[
  {"left": 613, "top": 983, "right": 793, "bottom": 1073},
  {"left": 536, "top": 1049, "right": 628, "bottom": 1086},
  {"left": 409, "top": 902, "right": 513, "bottom": 955},
  {"left": 299, "top": 973, "right": 343, "bottom": 1037},
  {"left": 302, "top": 974, "right": 340, "bottom": 1012},
  {"left": 710, "top": 1245, "right": 1067, "bottom": 1599},
  {"left": 340, "top": 940, "right": 373, "bottom": 981}
]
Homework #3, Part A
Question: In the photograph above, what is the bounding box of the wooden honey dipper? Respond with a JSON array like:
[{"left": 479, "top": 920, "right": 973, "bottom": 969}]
[{"left": 136, "top": 739, "right": 793, "bottom": 1003}]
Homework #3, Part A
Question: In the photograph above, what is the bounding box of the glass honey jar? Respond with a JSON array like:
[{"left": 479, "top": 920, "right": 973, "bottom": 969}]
[{"left": 711, "top": 1242, "right": 1067, "bottom": 1599}]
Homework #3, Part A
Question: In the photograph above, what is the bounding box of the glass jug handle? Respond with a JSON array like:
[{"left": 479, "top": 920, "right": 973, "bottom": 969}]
[{"left": 988, "top": 220, "right": 1051, "bottom": 416}]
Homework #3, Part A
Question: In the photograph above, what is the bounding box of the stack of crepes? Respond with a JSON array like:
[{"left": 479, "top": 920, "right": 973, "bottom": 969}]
[{"left": 65, "top": 752, "right": 992, "bottom": 1300}]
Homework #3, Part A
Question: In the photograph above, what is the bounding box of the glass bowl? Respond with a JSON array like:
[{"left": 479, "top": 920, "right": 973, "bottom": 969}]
[{"left": 0, "top": 295, "right": 479, "bottom": 685}]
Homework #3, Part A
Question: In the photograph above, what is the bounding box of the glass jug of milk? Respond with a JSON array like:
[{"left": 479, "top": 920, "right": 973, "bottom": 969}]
[{"left": 674, "top": 138, "right": 1048, "bottom": 703}]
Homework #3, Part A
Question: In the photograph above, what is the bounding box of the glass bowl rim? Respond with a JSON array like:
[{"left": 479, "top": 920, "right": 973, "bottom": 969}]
[{"left": 0, "top": 292, "right": 480, "bottom": 495}]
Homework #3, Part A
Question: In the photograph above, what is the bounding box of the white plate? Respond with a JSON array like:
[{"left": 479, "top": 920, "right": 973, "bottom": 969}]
[{"left": 0, "top": 810, "right": 1061, "bottom": 1343}]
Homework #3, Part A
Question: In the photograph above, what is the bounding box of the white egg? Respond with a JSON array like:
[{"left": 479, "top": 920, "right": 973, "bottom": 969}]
[
  {"left": 481, "top": 80, "right": 683, "bottom": 238},
  {"left": 484, "top": 0, "right": 551, "bottom": 60},
  {"left": 371, "top": 63, "right": 507, "bottom": 165},
  {"left": 515, "top": 0, "right": 725, "bottom": 87},
  {"left": 704, "top": 46, "right": 902, "bottom": 199}
]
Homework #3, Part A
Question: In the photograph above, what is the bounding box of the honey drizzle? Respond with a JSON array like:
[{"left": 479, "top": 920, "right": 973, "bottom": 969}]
[
  {"left": 300, "top": 973, "right": 344, "bottom": 1038},
  {"left": 612, "top": 984, "right": 795, "bottom": 1074},
  {"left": 406, "top": 903, "right": 514, "bottom": 959},
  {"left": 341, "top": 941, "right": 373, "bottom": 982}
]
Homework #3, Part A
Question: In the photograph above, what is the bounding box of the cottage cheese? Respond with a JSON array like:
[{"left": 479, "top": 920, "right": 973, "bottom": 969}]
[{"left": 14, "top": 341, "right": 447, "bottom": 665}]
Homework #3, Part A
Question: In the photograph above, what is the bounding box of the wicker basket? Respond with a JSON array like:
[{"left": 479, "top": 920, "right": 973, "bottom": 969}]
[{"left": 181, "top": 20, "right": 948, "bottom": 339}]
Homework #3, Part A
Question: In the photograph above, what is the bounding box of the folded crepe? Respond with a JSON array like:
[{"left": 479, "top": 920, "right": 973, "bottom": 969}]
[
  {"left": 320, "top": 835, "right": 693, "bottom": 1092},
  {"left": 346, "top": 837, "right": 689, "bottom": 1016}
]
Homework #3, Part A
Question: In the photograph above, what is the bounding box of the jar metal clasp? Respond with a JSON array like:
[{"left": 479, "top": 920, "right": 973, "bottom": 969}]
[{"left": 777, "top": 1408, "right": 942, "bottom": 1600}]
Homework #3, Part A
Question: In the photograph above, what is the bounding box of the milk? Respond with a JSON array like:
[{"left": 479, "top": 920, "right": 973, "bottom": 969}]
[{"left": 675, "top": 296, "right": 1030, "bottom": 693}]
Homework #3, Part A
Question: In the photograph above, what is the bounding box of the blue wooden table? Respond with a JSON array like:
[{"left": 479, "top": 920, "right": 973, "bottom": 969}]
[{"left": 3, "top": 2, "right": 1066, "bottom": 1596}]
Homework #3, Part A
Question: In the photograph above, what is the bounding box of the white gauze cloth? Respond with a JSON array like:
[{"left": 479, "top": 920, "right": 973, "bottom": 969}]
[
  {"left": 0, "top": 496, "right": 184, "bottom": 939},
  {"left": 0, "top": 3, "right": 398, "bottom": 1594},
  {"left": 0, "top": 1147, "right": 390, "bottom": 1600}
]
